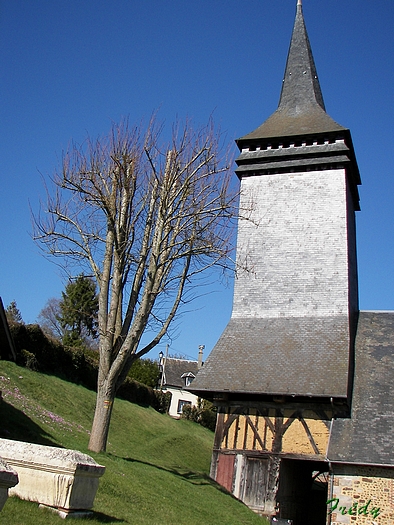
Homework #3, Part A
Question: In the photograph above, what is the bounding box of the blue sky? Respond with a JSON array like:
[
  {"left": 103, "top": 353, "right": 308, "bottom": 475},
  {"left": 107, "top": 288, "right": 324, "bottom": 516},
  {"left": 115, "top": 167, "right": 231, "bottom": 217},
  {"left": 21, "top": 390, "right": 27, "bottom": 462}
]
[{"left": 1, "top": 1, "right": 393, "bottom": 361}]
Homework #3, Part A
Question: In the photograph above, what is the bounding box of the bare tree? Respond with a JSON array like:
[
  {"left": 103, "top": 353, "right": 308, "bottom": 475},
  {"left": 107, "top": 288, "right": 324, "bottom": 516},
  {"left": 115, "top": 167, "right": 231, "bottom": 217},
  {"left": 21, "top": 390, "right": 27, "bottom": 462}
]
[
  {"left": 33, "top": 116, "right": 238, "bottom": 452},
  {"left": 37, "top": 297, "right": 64, "bottom": 340}
]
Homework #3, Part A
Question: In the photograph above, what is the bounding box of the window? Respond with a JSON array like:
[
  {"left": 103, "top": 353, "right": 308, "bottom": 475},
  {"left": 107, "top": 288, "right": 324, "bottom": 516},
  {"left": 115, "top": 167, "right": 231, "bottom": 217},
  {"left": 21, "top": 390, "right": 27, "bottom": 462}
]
[
  {"left": 181, "top": 372, "right": 195, "bottom": 387},
  {"left": 177, "top": 400, "right": 191, "bottom": 414}
]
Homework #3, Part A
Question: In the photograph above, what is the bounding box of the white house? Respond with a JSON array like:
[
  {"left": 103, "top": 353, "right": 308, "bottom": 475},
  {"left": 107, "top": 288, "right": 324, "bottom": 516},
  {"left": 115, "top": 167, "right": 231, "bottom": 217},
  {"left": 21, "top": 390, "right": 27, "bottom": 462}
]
[{"left": 158, "top": 348, "right": 203, "bottom": 418}]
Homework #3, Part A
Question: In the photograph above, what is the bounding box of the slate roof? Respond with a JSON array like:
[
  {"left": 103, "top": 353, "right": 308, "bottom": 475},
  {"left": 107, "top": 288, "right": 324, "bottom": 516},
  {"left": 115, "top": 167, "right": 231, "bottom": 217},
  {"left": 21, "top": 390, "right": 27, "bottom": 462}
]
[
  {"left": 238, "top": 2, "right": 346, "bottom": 143},
  {"left": 162, "top": 358, "right": 199, "bottom": 389},
  {"left": 328, "top": 311, "right": 394, "bottom": 466},
  {"left": 188, "top": 315, "right": 353, "bottom": 400}
]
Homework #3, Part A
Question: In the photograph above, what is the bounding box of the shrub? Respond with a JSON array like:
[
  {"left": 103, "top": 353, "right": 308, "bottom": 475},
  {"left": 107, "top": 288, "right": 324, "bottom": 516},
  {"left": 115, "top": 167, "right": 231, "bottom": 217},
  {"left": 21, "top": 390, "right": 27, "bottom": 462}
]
[
  {"left": 153, "top": 389, "right": 172, "bottom": 413},
  {"left": 181, "top": 398, "right": 217, "bottom": 431},
  {"left": 9, "top": 323, "right": 98, "bottom": 389},
  {"left": 118, "top": 377, "right": 156, "bottom": 406},
  {"left": 20, "top": 349, "right": 39, "bottom": 371}
]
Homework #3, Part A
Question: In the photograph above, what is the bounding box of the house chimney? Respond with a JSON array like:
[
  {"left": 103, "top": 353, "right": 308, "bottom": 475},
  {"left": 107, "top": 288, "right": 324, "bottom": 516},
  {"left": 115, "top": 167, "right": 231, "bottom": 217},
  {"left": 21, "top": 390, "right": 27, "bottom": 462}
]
[{"left": 198, "top": 345, "right": 204, "bottom": 369}]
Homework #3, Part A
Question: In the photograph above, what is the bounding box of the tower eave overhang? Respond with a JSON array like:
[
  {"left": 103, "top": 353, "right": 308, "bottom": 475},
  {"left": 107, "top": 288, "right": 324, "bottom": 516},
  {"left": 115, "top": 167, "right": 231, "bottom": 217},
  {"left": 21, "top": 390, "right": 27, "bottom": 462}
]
[
  {"left": 188, "top": 387, "right": 348, "bottom": 403},
  {"left": 187, "top": 387, "right": 351, "bottom": 418},
  {"left": 187, "top": 387, "right": 348, "bottom": 404},
  {"left": 237, "top": 106, "right": 347, "bottom": 144}
]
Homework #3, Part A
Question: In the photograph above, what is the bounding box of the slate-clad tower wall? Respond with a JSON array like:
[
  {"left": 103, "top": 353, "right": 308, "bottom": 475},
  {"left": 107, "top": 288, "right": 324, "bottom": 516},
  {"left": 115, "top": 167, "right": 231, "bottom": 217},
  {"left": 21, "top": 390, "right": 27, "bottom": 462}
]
[{"left": 233, "top": 166, "right": 357, "bottom": 319}]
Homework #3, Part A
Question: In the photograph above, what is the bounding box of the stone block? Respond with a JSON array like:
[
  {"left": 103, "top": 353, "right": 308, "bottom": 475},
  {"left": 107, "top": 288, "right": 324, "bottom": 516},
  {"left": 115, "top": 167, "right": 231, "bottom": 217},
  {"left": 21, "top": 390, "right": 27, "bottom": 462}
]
[
  {"left": 0, "top": 457, "right": 19, "bottom": 511},
  {"left": 0, "top": 438, "right": 105, "bottom": 517}
]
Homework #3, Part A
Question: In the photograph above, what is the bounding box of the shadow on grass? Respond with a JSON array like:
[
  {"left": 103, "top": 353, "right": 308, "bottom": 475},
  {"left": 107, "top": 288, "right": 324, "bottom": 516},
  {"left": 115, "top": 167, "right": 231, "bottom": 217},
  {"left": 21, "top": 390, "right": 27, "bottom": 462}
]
[
  {"left": 85, "top": 510, "right": 126, "bottom": 523},
  {"left": 0, "top": 399, "right": 61, "bottom": 447},
  {"left": 4, "top": 496, "right": 126, "bottom": 524},
  {"left": 113, "top": 454, "right": 232, "bottom": 495}
]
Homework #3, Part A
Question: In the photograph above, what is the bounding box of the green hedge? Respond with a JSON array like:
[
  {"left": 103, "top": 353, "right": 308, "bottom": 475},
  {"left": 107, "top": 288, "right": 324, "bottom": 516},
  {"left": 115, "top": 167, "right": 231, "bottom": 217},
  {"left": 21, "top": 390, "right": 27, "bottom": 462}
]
[
  {"left": 8, "top": 323, "right": 167, "bottom": 411},
  {"left": 118, "top": 379, "right": 171, "bottom": 412},
  {"left": 10, "top": 323, "right": 97, "bottom": 389}
]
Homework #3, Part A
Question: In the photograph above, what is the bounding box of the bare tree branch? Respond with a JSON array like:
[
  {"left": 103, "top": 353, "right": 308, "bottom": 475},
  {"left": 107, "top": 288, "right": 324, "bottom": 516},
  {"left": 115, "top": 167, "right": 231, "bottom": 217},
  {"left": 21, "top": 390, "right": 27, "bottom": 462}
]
[{"left": 33, "top": 115, "right": 240, "bottom": 452}]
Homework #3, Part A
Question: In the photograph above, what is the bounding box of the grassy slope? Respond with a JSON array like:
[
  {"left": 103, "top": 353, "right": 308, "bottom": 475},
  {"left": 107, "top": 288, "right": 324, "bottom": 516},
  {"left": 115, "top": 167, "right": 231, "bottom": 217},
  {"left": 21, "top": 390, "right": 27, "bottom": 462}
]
[{"left": 0, "top": 361, "right": 267, "bottom": 525}]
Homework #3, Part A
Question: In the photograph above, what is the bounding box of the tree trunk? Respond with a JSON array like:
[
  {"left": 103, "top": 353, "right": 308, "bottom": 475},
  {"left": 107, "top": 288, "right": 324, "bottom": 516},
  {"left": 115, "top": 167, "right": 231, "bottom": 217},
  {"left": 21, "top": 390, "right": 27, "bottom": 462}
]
[{"left": 88, "top": 384, "right": 115, "bottom": 453}]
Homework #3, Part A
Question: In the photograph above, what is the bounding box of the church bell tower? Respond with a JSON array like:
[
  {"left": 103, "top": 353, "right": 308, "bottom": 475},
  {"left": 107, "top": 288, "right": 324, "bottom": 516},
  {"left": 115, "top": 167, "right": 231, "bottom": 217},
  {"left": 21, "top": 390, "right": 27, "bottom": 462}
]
[
  {"left": 189, "top": 1, "right": 362, "bottom": 520},
  {"left": 191, "top": 0, "right": 360, "bottom": 409}
]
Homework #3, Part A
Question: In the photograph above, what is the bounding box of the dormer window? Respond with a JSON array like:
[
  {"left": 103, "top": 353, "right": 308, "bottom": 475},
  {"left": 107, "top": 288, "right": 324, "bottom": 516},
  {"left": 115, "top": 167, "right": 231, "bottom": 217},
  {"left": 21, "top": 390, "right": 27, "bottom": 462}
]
[{"left": 181, "top": 372, "right": 195, "bottom": 387}]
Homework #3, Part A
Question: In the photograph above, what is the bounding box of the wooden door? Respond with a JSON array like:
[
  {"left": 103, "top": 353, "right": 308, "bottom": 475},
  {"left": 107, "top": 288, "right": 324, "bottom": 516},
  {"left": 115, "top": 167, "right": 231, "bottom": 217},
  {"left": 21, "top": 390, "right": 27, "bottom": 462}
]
[
  {"left": 242, "top": 457, "right": 269, "bottom": 509},
  {"left": 216, "top": 453, "right": 235, "bottom": 493}
]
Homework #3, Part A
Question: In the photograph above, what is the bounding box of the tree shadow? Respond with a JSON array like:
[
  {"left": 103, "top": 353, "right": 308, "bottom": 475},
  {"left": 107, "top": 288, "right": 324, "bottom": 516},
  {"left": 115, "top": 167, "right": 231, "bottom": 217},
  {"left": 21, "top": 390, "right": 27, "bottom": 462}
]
[
  {"left": 0, "top": 399, "right": 61, "bottom": 447},
  {"left": 111, "top": 454, "right": 231, "bottom": 495}
]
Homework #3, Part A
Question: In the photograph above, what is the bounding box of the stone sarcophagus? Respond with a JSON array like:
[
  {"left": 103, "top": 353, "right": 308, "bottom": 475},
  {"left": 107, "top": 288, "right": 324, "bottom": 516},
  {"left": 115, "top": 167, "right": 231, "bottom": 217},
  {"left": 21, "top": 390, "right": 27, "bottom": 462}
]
[
  {"left": 0, "top": 457, "right": 19, "bottom": 511},
  {"left": 0, "top": 439, "right": 105, "bottom": 517}
]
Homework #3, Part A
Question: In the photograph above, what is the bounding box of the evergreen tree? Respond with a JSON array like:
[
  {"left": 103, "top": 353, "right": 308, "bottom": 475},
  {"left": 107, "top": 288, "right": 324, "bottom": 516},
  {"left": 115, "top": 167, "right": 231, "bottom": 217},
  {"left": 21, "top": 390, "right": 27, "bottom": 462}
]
[
  {"left": 59, "top": 275, "right": 98, "bottom": 347},
  {"left": 5, "top": 300, "right": 23, "bottom": 324},
  {"left": 128, "top": 358, "right": 160, "bottom": 388}
]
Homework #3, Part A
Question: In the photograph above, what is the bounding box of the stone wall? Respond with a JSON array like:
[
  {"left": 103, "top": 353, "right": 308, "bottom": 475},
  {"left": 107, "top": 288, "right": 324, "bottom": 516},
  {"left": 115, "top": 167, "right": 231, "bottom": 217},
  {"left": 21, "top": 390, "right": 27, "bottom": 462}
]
[{"left": 329, "top": 464, "right": 394, "bottom": 524}]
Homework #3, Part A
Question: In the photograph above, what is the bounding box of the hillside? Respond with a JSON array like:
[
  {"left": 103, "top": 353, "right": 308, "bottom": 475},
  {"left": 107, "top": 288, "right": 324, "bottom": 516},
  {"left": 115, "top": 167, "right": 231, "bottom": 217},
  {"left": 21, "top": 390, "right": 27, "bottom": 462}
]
[{"left": 0, "top": 361, "right": 267, "bottom": 525}]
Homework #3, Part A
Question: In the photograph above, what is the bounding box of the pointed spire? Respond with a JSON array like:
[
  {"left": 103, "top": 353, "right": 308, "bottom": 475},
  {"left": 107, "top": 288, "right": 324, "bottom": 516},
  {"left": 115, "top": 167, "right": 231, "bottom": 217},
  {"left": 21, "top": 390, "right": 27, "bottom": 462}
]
[
  {"left": 238, "top": 2, "right": 345, "bottom": 141},
  {"left": 278, "top": 0, "right": 325, "bottom": 113}
]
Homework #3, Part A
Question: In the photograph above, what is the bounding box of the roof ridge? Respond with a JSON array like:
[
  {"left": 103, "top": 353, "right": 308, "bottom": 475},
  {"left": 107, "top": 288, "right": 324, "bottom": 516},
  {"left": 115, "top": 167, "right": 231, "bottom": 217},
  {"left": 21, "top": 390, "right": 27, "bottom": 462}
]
[{"left": 165, "top": 357, "right": 198, "bottom": 363}]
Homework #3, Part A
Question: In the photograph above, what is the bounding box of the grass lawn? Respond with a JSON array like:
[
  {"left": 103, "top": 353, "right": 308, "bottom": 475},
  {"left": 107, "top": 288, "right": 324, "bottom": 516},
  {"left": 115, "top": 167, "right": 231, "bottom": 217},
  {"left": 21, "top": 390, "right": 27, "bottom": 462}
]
[{"left": 0, "top": 361, "right": 267, "bottom": 525}]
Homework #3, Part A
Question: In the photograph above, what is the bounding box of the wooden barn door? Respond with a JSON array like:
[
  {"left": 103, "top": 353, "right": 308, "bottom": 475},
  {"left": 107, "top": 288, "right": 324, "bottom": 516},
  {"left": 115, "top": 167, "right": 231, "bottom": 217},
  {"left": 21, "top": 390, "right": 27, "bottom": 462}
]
[
  {"left": 216, "top": 453, "right": 235, "bottom": 493},
  {"left": 241, "top": 457, "right": 269, "bottom": 511}
]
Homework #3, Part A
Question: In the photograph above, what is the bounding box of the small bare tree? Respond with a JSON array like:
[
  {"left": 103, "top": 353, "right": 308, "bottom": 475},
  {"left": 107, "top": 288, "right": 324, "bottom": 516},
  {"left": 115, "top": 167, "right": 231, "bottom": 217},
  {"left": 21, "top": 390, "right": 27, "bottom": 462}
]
[
  {"left": 37, "top": 297, "right": 64, "bottom": 341},
  {"left": 33, "top": 116, "right": 238, "bottom": 452}
]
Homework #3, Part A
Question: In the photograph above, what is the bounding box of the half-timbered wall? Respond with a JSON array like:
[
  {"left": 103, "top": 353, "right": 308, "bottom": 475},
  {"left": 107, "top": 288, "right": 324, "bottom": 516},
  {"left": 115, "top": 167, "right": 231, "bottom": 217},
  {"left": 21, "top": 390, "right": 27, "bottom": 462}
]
[
  {"left": 211, "top": 408, "right": 332, "bottom": 517},
  {"left": 215, "top": 408, "right": 331, "bottom": 456}
]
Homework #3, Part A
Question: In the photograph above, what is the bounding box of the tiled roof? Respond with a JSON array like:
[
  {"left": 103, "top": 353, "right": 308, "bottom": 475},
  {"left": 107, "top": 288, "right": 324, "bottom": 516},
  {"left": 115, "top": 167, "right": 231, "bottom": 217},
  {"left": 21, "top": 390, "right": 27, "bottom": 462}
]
[
  {"left": 189, "top": 315, "right": 352, "bottom": 399},
  {"left": 162, "top": 358, "right": 199, "bottom": 389},
  {"left": 328, "top": 311, "right": 394, "bottom": 466}
]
